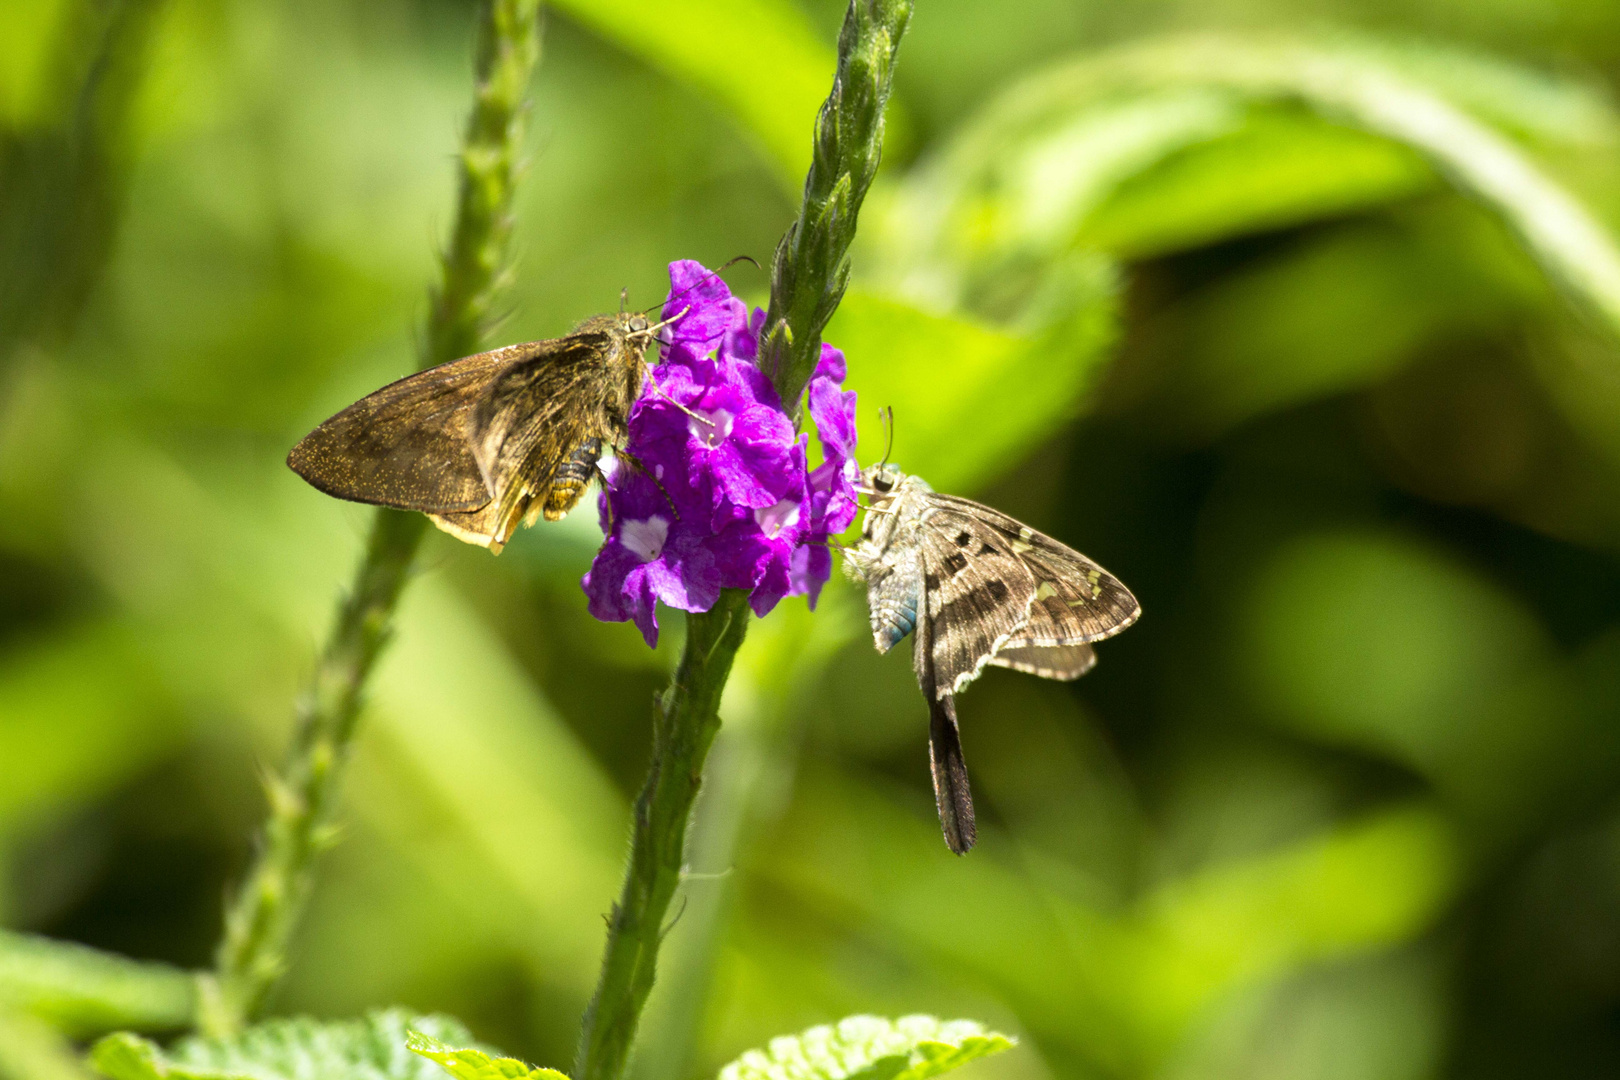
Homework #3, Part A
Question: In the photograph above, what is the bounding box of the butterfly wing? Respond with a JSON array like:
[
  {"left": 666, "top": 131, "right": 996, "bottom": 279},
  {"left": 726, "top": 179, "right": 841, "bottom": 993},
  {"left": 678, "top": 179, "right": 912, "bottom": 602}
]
[
  {"left": 916, "top": 610, "right": 977, "bottom": 855},
  {"left": 911, "top": 501, "right": 1042, "bottom": 696},
  {"left": 431, "top": 332, "right": 636, "bottom": 549},
  {"left": 286, "top": 349, "right": 517, "bottom": 512},
  {"left": 929, "top": 493, "right": 1139, "bottom": 680},
  {"left": 988, "top": 642, "right": 1097, "bottom": 680}
]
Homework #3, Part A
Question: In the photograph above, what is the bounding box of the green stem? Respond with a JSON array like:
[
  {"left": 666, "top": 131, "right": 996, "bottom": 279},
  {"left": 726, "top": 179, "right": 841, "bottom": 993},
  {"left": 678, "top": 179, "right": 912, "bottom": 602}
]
[
  {"left": 573, "top": 591, "right": 752, "bottom": 1080},
  {"left": 203, "top": 0, "right": 544, "bottom": 1036},
  {"left": 572, "top": 4, "right": 912, "bottom": 1078},
  {"left": 761, "top": 0, "right": 913, "bottom": 410}
]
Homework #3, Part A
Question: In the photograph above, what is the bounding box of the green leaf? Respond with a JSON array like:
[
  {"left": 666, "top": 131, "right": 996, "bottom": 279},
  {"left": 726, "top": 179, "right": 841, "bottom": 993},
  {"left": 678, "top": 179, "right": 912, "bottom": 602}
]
[
  {"left": 830, "top": 263, "right": 1117, "bottom": 495},
  {"left": 549, "top": 0, "right": 836, "bottom": 184},
  {"left": 404, "top": 1031, "right": 567, "bottom": 1080},
  {"left": 873, "top": 33, "right": 1620, "bottom": 346},
  {"left": 91, "top": 1011, "right": 473, "bottom": 1080},
  {"left": 716, "top": 1015, "right": 1015, "bottom": 1080},
  {"left": 1079, "top": 105, "right": 1437, "bottom": 259}
]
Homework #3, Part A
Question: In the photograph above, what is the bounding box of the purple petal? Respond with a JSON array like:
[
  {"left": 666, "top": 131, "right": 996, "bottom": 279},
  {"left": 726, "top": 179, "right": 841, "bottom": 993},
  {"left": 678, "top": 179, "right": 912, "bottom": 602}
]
[
  {"left": 808, "top": 343, "right": 857, "bottom": 462},
  {"left": 583, "top": 543, "right": 663, "bottom": 647},
  {"left": 662, "top": 261, "right": 748, "bottom": 366},
  {"left": 789, "top": 541, "right": 833, "bottom": 609}
]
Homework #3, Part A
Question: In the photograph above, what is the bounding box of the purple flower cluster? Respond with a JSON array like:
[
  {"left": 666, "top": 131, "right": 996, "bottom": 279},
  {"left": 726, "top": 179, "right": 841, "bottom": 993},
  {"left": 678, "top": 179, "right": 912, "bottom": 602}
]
[{"left": 583, "top": 261, "right": 859, "bottom": 646}]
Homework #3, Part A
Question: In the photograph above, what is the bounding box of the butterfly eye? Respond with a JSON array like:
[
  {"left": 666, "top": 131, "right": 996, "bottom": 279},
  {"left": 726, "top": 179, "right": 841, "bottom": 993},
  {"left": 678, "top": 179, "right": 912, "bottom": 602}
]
[{"left": 871, "top": 474, "right": 894, "bottom": 493}]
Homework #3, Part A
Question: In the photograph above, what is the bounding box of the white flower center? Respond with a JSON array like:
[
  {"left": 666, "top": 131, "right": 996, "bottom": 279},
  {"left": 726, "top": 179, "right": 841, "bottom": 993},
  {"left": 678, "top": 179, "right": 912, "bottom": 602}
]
[
  {"left": 754, "top": 498, "right": 801, "bottom": 539},
  {"left": 689, "top": 407, "right": 735, "bottom": 449},
  {"left": 621, "top": 516, "right": 669, "bottom": 563}
]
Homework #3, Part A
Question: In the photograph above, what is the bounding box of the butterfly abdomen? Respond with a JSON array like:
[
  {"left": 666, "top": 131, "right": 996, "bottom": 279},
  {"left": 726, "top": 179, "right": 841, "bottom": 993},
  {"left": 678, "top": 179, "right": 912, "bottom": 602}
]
[
  {"left": 874, "top": 592, "right": 917, "bottom": 652},
  {"left": 542, "top": 437, "right": 604, "bottom": 521}
]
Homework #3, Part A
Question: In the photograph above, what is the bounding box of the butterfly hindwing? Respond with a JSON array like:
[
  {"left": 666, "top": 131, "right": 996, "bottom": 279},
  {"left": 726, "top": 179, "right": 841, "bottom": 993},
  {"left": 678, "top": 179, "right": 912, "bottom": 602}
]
[
  {"left": 429, "top": 336, "right": 624, "bottom": 548},
  {"left": 988, "top": 642, "right": 1097, "bottom": 680}
]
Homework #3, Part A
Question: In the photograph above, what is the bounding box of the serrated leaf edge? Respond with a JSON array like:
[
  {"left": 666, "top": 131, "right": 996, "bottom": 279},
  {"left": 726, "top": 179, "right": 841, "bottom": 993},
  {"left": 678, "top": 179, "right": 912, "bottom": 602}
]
[{"left": 405, "top": 1029, "right": 567, "bottom": 1080}]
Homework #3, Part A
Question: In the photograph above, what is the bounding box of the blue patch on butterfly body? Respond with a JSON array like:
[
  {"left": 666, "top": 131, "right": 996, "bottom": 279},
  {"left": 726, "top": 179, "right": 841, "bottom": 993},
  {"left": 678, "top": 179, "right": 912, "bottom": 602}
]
[{"left": 878, "top": 585, "right": 920, "bottom": 650}]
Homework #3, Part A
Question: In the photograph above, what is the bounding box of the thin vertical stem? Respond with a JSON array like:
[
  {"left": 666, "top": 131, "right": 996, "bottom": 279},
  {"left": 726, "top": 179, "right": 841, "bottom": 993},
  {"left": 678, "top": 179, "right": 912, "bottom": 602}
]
[
  {"left": 202, "top": 0, "right": 544, "bottom": 1037},
  {"left": 761, "top": 0, "right": 913, "bottom": 412},
  {"left": 573, "top": 591, "right": 753, "bottom": 1080},
  {"left": 571, "top": 4, "right": 912, "bottom": 1079}
]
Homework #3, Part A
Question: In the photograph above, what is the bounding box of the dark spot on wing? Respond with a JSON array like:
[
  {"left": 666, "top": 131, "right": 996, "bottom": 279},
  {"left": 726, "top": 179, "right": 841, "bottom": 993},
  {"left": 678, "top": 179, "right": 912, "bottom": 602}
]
[
  {"left": 925, "top": 572, "right": 940, "bottom": 593},
  {"left": 954, "top": 531, "right": 972, "bottom": 547},
  {"left": 941, "top": 552, "right": 969, "bottom": 576},
  {"left": 978, "top": 541, "right": 997, "bottom": 556},
  {"left": 986, "top": 579, "right": 1009, "bottom": 602}
]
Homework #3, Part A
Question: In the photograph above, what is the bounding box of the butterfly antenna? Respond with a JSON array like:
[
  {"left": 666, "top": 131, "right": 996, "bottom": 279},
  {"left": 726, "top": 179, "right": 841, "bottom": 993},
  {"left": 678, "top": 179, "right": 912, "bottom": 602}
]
[
  {"left": 878, "top": 406, "right": 895, "bottom": 470},
  {"left": 620, "top": 287, "right": 629, "bottom": 314}
]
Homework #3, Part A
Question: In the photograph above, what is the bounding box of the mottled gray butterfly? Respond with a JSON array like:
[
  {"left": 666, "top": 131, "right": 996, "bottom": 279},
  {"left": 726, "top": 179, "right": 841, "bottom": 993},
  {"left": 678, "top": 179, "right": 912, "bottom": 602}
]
[{"left": 843, "top": 462, "right": 1141, "bottom": 854}]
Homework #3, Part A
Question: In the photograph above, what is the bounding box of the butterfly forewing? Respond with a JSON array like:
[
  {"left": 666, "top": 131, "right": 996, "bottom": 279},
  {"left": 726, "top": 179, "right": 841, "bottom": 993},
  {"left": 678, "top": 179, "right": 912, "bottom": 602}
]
[
  {"left": 914, "top": 504, "right": 1041, "bottom": 696},
  {"left": 287, "top": 349, "right": 515, "bottom": 512},
  {"left": 931, "top": 493, "right": 1141, "bottom": 645},
  {"left": 287, "top": 312, "right": 651, "bottom": 552}
]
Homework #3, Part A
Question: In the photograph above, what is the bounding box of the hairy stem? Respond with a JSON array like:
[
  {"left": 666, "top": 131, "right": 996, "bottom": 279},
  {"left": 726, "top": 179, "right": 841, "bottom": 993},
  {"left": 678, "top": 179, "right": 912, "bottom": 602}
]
[
  {"left": 761, "top": 0, "right": 913, "bottom": 411},
  {"left": 203, "top": 0, "right": 543, "bottom": 1036},
  {"left": 573, "top": 591, "right": 752, "bottom": 1080},
  {"left": 572, "top": 4, "right": 912, "bottom": 1078}
]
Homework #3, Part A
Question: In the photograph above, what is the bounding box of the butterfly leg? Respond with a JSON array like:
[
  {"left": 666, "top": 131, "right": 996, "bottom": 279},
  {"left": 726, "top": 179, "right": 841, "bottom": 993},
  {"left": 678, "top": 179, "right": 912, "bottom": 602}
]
[
  {"left": 614, "top": 449, "right": 683, "bottom": 522},
  {"left": 640, "top": 361, "right": 708, "bottom": 423}
]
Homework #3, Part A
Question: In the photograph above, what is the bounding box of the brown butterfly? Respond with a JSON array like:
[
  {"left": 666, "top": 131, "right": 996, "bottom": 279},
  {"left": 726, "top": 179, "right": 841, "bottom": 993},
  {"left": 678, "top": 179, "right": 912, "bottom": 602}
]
[
  {"left": 287, "top": 311, "right": 663, "bottom": 552},
  {"left": 843, "top": 462, "right": 1141, "bottom": 854}
]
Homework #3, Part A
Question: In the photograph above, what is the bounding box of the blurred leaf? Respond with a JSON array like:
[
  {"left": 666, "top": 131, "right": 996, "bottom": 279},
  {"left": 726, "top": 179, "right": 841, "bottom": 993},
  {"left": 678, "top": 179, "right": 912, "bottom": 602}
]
[
  {"left": 0, "top": 0, "right": 68, "bottom": 128},
  {"left": 0, "top": 1009, "right": 93, "bottom": 1080},
  {"left": 1080, "top": 107, "right": 1437, "bottom": 259},
  {"left": 0, "top": 0, "right": 168, "bottom": 358},
  {"left": 91, "top": 1011, "right": 471, "bottom": 1080},
  {"left": 874, "top": 33, "right": 1620, "bottom": 350},
  {"left": 1336, "top": 36, "right": 1620, "bottom": 149},
  {"left": 1124, "top": 805, "right": 1460, "bottom": 1051},
  {"left": 0, "top": 931, "right": 195, "bottom": 1039},
  {"left": 762, "top": 769, "right": 1459, "bottom": 1072},
  {"left": 1160, "top": 949, "right": 1446, "bottom": 1080},
  {"left": 1238, "top": 530, "right": 1549, "bottom": 746},
  {"left": 0, "top": 621, "right": 182, "bottom": 836},
  {"left": 405, "top": 1032, "right": 565, "bottom": 1080},
  {"left": 1236, "top": 529, "right": 1620, "bottom": 836},
  {"left": 63, "top": 436, "right": 630, "bottom": 1005},
  {"left": 715, "top": 1015, "right": 1014, "bottom": 1080},
  {"left": 1117, "top": 203, "right": 1546, "bottom": 439},
  {"left": 872, "top": 89, "right": 1239, "bottom": 316},
  {"left": 550, "top": 0, "right": 836, "bottom": 184},
  {"left": 828, "top": 264, "right": 1117, "bottom": 495}
]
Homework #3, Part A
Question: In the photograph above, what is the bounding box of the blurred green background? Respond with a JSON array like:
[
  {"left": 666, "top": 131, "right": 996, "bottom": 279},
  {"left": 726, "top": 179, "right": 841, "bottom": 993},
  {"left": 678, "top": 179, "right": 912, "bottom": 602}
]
[{"left": 5, "top": 0, "right": 1620, "bottom": 1078}]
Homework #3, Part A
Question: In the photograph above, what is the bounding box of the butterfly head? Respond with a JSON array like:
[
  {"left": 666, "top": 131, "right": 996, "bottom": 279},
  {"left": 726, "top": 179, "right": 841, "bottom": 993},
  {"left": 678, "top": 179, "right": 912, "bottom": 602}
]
[
  {"left": 859, "top": 462, "right": 932, "bottom": 525},
  {"left": 863, "top": 462, "right": 904, "bottom": 500},
  {"left": 616, "top": 311, "right": 655, "bottom": 342}
]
